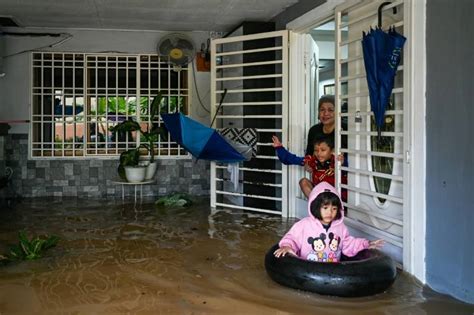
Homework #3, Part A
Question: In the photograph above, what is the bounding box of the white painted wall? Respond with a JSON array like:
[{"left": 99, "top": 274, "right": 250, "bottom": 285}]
[{"left": 0, "top": 28, "right": 212, "bottom": 133}]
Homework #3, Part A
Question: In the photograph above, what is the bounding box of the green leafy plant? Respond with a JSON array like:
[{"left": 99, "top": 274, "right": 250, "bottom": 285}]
[
  {"left": 109, "top": 93, "right": 166, "bottom": 165},
  {"left": 94, "top": 96, "right": 138, "bottom": 116},
  {"left": 8, "top": 230, "right": 59, "bottom": 261},
  {"left": 117, "top": 148, "right": 140, "bottom": 180},
  {"left": 155, "top": 193, "right": 193, "bottom": 207}
]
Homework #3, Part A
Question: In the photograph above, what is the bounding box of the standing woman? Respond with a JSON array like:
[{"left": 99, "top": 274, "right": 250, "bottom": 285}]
[{"left": 300, "top": 95, "right": 347, "bottom": 197}]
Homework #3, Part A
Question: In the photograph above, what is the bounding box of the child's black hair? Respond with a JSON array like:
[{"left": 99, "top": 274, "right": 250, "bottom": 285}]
[
  {"left": 310, "top": 191, "right": 342, "bottom": 221},
  {"left": 312, "top": 136, "right": 334, "bottom": 150}
]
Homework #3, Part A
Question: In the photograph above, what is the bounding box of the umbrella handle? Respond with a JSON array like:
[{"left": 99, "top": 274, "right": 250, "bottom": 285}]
[
  {"left": 378, "top": 2, "right": 397, "bottom": 28},
  {"left": 377, "top": 127, "right": 383, "bottom": 145}
]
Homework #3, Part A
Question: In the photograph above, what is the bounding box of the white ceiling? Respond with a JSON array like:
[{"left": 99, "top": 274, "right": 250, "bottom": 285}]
[{"left": 0, "top": 0, "right": 300, "bottom": 32}]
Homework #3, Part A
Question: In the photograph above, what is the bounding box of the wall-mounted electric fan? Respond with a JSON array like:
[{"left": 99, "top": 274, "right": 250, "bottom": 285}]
[{"left": 157, "top": 33, "right": 196, "bottom": 70}]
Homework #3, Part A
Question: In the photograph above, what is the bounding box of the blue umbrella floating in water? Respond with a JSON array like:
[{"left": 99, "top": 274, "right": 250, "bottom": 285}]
[
  {"left": 161, "top": 112, "right": 247, "bottom": 163},
  {"left": 362, "top": 27, "right": 406, "bottom": 141}
]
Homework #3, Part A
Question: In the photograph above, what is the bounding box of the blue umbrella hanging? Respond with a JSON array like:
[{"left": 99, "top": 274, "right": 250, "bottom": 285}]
[
  {"left": 361, "top": 8, "right": 406, "bottom": 142},
  {"left": 161, "top": 112, "right": 246, "bottom": 163}
]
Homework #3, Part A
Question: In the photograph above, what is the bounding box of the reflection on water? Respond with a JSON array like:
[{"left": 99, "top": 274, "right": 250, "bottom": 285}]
[{"left": 0, "top": 198, "right": 472, "bottom": 314}]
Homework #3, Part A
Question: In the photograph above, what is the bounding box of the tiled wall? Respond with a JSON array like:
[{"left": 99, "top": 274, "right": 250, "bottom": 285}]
[{"left": 2, "top": 134, "right": 210, "bottom": 198}]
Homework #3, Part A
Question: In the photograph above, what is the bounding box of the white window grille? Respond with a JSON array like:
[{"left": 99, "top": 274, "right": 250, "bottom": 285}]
[
  {"left": 334, "top": 1, "right": 407, "bottom": 259},
  {"left": 31, "top": 52, "right": 189, "bottom": 158}
]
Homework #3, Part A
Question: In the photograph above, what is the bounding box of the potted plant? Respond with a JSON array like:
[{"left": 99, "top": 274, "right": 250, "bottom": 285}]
[
  {"left": 110, "top": 93, "right": 165, "bottom": 181},
  {"left": 118, "top": 148, "right": 146, "bottom": 182}
]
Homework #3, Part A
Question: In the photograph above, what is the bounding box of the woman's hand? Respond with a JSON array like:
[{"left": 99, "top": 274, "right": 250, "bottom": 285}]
[
  {"left": 272, "top": 135, "right": 282, "bottom": 148},
  {"left": 369, "top": 239, "right": 385, "bottom": 249},
  {"left": 274, "top": 245, "right": 296, "bottom": 258},
  {"left": 336, "top": 153, "right": 345, "bottom": 164}
]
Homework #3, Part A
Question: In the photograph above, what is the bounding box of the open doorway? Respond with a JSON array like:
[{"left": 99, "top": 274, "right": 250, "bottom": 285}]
[
  {"left": 307, "top": 18, "right": 348, "bottom": 126},
  {"left": 289, "top": 2, "right": 407, "bottom": 266}
]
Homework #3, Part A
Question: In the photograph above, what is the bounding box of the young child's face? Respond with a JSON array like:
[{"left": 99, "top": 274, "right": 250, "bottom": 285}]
[
  {"left": 313, "top": 142, "right": 333, "bottom": 163},
  {"left": 319, "top": 203, "right": 338, "bottom": 224}
]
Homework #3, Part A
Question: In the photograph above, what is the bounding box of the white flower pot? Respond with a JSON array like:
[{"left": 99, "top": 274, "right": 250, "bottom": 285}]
[
  {"left": 145, "top": 161, "right": 158, "bottom": 180},
  {"left": 124, "top": 166, "right": 146, "bottom": 183}
]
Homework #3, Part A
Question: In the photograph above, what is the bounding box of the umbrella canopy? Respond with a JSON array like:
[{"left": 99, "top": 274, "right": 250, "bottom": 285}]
[
  {"left": 362, "top": 27, "right": 406, "bottom": 139},
  {"left": 161, "top": 113, "right": 246, "bottom": 163}
]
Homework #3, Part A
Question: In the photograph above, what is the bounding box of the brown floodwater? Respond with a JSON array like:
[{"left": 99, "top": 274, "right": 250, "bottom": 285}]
[{"left": 0, "top": 198, "right": 472, "bottom": 315}]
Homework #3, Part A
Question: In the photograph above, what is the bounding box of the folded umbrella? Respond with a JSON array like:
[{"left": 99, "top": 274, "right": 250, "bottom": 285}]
[
  {"left": 378, "top": 28, "right": 406, "bottom": 128},
  {"left": 362, "top": 28, "right": 380, "bottom": 132},
  {"left": 362, "top": 27, "right": 406, "bottom": 141},
  {"left": 161, "top": 112, "right": 246, "bottom": 163}
]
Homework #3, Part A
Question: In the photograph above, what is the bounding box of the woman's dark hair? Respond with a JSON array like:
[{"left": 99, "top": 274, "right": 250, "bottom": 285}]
[
  {"left": 310, "top": 191, "right": 342, "bottom": 220},
  {"left": 313, "top": 136, "right": 334, "bottom": 150},
  {"left": 318, "top": 95, "right": 335, "bottom": 110}
]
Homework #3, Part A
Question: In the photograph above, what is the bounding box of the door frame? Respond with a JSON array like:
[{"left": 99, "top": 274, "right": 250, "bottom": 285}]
[
  {"left": 286, "top": 32, "right": 310, "bottom": 218},
  {"left": 286, "top": 0, "right": 426, "bottom": 283}
]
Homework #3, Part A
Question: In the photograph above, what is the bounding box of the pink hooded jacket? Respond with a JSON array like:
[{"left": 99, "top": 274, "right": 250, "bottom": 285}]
[{"left": 278, "top": 182, "right": 369, "bottom": 262}]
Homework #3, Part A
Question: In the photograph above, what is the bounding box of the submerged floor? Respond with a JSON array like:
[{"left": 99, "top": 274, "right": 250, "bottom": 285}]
[{"left": 0, "top": 198, "right": 472, "bottom": 314}]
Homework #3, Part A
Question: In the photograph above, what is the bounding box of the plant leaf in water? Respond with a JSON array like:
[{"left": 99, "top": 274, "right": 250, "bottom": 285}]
[
  {"left": 155, "top": 193, "right": 193, "bottom": 207},
  {"left": 43, "top": 235, "right": 60, "bottom": 250},
  {"left": 7, "top": 230, "right": 60, "bottom": 261},
  {"left": 18, "top": 230, "right": 33, "bottom": 257},
  {"left": 8, "top": 245, "right": 24, "bottom": 260}
]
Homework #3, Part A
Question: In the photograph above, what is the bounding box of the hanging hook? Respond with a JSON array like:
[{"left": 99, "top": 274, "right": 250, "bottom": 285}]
[{"left": 378, "top": 2, "right": 397, "bottom": 28}]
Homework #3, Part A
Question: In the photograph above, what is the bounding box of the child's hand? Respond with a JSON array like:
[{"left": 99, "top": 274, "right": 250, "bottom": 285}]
[
  {"left": 272, "top": 135, "right": 282, "bottom": 148},
  {"left": 369, "top": 239, "right": 385, "bottom": 249},
  {"left": 274, "top": 245, "right": 296, "bottom": 258},
  {"left": 303, "top": 156, "right": 315, "bottom": 173}
]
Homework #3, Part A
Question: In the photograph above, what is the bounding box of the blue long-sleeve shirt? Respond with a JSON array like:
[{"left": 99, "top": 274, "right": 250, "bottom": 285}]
[{"left": 275, "top": 146, "right": 305, "bottom": 166}]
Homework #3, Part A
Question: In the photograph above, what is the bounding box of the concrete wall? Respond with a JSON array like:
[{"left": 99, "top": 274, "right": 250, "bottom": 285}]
[
  {"left": 426, "top": 0, "right": 474, "bottom": 303},
  {"left": 271, "top": 0, "right": 326, "bottom": 30}
]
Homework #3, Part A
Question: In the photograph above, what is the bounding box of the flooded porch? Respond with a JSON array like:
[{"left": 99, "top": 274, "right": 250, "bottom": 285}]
[{"left": 0, "top": 198, "right": 471, "bottom": 314}]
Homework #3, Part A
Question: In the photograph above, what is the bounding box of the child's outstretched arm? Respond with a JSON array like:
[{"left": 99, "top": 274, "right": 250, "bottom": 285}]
[
  {"left": 272, "top": 135, "right": 283, "bottom": 148},
  {"left": 369, "top": 239, "right": 385, "bottom": 249},
  {"left": 276, "top": 222, "right": 304, "bottom": 258},
  {"left": 340, "top": 225, "right": 386, "bottom": 257},
  {"left": 272, "top": 135, "right": 304, "bottom": 166}
]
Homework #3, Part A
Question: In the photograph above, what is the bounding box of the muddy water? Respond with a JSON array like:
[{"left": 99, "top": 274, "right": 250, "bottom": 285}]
[{"left": 0, "top": 198, "right": 472, "bottom": 315}]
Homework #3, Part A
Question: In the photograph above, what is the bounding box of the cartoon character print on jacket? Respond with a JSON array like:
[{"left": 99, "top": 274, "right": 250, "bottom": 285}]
[
  {"left": 327, "top": 232, "right": 341, "bottom": 262},
  {"left": 307, "top": 233, "right": 327, "bottom": 262}
]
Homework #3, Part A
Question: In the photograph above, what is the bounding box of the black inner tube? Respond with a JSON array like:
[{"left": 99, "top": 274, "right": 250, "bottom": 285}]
[{"left": 264, "top": 244, "right": 396, "bottom": 297}]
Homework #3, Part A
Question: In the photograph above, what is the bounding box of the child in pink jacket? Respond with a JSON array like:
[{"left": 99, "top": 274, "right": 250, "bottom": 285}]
[{"left": 274, "top": 182, "right": 384, "bottom": 262}]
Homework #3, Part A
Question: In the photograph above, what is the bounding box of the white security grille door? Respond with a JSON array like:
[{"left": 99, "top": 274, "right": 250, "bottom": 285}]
[
  {"left": 210, "top": 31, "right": 289, "bottom": 215},
  {"left": 335, "top": 1, "right": 408, "bottom": 263}
]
